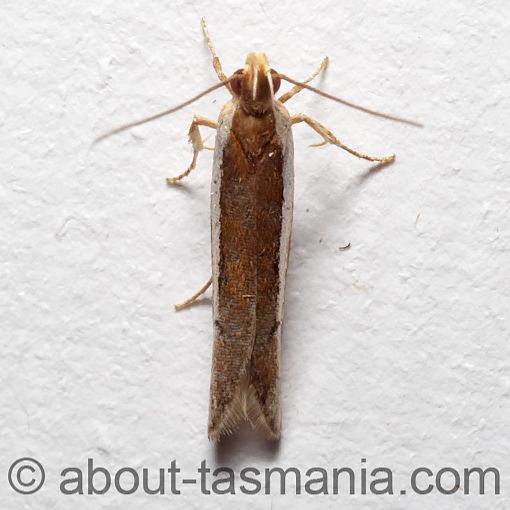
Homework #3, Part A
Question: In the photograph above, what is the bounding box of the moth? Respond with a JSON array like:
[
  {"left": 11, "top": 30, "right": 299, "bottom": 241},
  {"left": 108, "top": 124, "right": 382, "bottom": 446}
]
[{"left": 96, "top": 19, "right": 417, "bottom": 441}]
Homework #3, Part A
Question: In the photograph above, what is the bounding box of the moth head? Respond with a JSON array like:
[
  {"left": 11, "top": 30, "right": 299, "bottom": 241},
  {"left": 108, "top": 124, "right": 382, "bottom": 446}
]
[{"left": 231, "top": 52, "right": 281, "bottom": 112}]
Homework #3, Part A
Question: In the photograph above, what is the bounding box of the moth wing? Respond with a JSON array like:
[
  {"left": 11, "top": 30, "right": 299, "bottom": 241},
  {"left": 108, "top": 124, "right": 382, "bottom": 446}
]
[
  {"left": 208, "top": 100, "right": 293, "bottom": 440},
  {"left": 246, "top": 101, "right": 294, "bottom": 439},
  {"left": 209, "top": 102, "right": 257, "bottom": 439}
]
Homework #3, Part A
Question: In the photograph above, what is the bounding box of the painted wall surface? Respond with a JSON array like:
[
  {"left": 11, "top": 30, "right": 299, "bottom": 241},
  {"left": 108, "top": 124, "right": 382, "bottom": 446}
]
[{"left": 1, "top": 0, "right": 508, "bottom": 507}]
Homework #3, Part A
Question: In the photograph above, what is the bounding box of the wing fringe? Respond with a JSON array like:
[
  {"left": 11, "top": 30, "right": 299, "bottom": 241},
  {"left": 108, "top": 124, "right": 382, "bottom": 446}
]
[{"left": 208, "top": 370, "right": 280, "bottom": 440}]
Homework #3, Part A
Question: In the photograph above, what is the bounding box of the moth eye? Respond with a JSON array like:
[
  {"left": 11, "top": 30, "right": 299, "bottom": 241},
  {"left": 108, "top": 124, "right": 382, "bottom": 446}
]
[
  {"left": 231, "top": 68, "right": 244, "bottom": 95},
  {"left": 270, "top": 69, "right": 281, "bottom": 94}
]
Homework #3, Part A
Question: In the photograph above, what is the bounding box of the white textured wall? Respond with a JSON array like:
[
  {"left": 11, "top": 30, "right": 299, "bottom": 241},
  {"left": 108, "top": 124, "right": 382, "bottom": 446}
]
[{"left": 1, "top": 0, "right": 508, "bottom": 507}]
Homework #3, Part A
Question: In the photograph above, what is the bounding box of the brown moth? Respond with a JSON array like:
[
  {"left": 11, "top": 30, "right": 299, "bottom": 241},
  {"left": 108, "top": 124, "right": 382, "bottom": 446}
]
[
  {"left": 207, "top": 52, "right": 293, "bottom": 440},
  {"left": 95, "top": 19, "right": 419, "bottom": 441},
  {"left": 168, "top": 20, "right": 398, "bottom": 440}
]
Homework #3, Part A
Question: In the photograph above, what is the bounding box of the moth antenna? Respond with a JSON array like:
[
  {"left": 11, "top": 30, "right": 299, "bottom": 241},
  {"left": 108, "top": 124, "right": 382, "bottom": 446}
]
[
  {"left": 276, "top": 74, "right": 423, "bottom": 127},
  {"left": 93, "top": 74, "right": 244, "bottom": 145}
]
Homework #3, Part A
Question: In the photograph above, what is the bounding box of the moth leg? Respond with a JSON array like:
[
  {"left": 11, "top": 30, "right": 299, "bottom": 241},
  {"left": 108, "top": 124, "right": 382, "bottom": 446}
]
[
  {"left": 291, "top": 113, "right": 395, "bottom": 162},
  {"left": 175, "top": 277, "right": 213, "bottom": 311},
  {"left": 202, "top": 134, "right": 214, "bottom": 151},
  {"left": 167, "top": 115, "right": 218, "bottom": 183},
  {"left": 278, "top": 57, "right": 328, "bottom": 104},
  {"left": 201, "top": 18, "right": 234, "bottom": 96}
]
